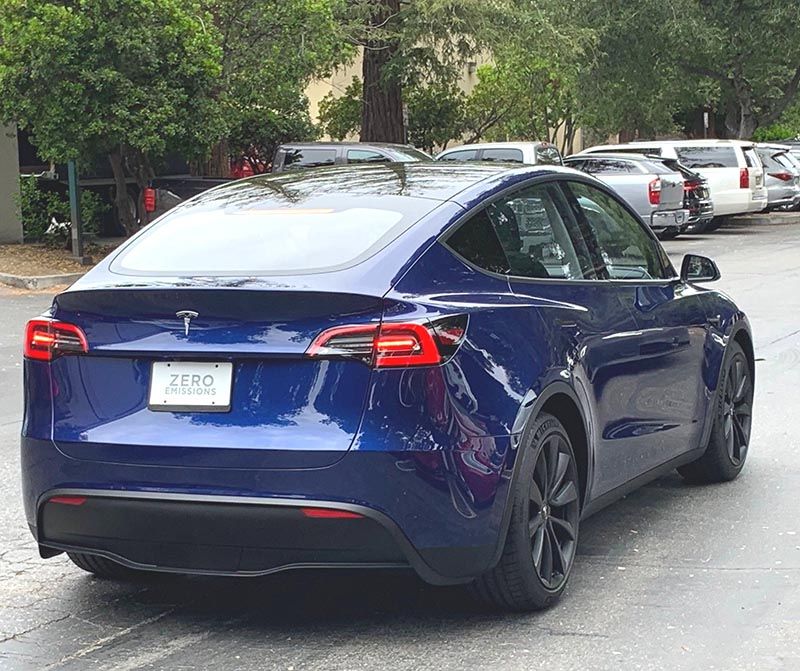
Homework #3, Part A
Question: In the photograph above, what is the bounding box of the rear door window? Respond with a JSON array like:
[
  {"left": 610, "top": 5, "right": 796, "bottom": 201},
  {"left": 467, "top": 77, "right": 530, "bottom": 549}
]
[
  {"left": 282, "top": 148, "right": 337, "bottom": 170},
  {"left": 481, "top": 148, "right": 524, "bottom": 163},
  {"left": 112, "top": 193, "right": 435, "bottom": 276},
  {"left": 675, "top": 146, "right": 739, "bottom": 169},
  {"left": 445, "top": 183, "right": 601, "bottom": 280},
  {"left": 438, "top": 149, "right": 479, "bottom": 161}
]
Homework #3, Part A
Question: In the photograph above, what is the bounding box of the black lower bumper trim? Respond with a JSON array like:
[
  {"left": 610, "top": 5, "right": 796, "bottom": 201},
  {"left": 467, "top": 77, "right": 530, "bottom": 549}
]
[{"left": 40, "top": 495, "right": 406, "bottom": 576}]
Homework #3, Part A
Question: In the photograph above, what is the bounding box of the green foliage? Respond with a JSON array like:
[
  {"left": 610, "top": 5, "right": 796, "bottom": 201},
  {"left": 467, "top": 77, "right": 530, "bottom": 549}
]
[
  {"left": 17, "top": 177, "right": 107, "bottom": 245},
  {"left": 318, "top": 78, "right": 363, "bottom": 141},
  {"left": 207, "top": 0, "right": 352, "bottom": 164},
  {"left": 0, "top": 0, "right": 223, "bottom": 162},
  {"left": 406, "top": 81, "right": 466, "bottom": 153}
]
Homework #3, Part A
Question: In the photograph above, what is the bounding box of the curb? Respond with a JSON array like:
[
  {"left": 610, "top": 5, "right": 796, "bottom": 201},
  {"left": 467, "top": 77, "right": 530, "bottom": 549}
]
[{"left": 0, "top": 272, "right": 84, "bottom": 290}]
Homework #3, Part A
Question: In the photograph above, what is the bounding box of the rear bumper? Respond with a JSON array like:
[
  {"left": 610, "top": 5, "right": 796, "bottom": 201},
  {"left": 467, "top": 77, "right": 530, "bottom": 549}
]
[
  {"left": 22, "top": 437, "right": 511, "bottom": 585},
  {"left": 650, "top": 208, "right": 688, "bottom": 231}
]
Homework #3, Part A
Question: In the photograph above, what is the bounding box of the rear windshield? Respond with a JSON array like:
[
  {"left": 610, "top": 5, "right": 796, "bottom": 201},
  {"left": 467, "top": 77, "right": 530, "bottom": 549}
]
[
  {"left": 111, "top": 193, "right": 435, "bottom": 276},
  {"left": 385, "top": 147, "right": 432, "bottom": 162},
  {"left": 282, "top": 148, "right": 337, "bottom": 170},
  {"left": 482, "top": 148, "right": 524, "bottom": 163},
  {"left": 675, "top": 146, "right": 738, "bottom": 169}
]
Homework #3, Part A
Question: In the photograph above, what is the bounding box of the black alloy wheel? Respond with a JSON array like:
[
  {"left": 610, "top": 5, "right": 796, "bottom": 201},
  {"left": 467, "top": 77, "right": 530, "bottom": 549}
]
[
  {"left": 678, "top": 341, "right": 753, "bottom": 483},
  {"left": 721, "top": 352, "right": 752, "bottom": 466},
  {"left": 470, "top": 412, "right": 581, "bottom": 611},
  {"left": 529, "top": 433, "right": 580, "bottom": 590}
]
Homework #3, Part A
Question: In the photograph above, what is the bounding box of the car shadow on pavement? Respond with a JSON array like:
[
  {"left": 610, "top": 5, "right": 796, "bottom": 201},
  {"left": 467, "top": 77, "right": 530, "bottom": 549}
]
[{"left": 47, "top": 472, "right": 713, "bottom": 633}]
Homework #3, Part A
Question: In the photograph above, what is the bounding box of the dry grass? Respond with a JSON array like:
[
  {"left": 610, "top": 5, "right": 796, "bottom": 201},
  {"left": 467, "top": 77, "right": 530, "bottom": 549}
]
[{"left": 0, "top": 242, "right": 119, "bottom": 277}]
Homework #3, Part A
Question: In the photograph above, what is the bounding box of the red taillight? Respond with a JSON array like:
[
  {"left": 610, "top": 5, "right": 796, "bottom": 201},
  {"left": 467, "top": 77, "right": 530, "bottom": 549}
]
[
  {"left": 307, "top": 316, "right": 467, "bottom": 368},
  {"left": 648, "top": 178, "right": 661, "bottom": 205},
  {"left": 49, "top": 496, "right": 87, "bottom": 506},
  {"left": 683, "top": 181, "right": 699, "bottom": 193},
  {"left": 143, "top": 187, "right": 156, "bottom": 213},
  {"left": 24, "top": 319, "right": 88, "bottom": 361},
  {"left": 301, "top": 507, "right": 363, "bottom": 519},
  {"left": 740, "top": 168, "right": 750, "bottom": 189},
  {"left": 769, "top": 171, "right": 793, "bottom": 182}
]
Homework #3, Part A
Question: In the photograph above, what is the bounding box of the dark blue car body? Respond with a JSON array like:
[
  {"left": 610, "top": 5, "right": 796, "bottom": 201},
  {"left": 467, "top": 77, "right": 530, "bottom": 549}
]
[{"left": 21, "top": 163, "right": 753, "bottom": 585}]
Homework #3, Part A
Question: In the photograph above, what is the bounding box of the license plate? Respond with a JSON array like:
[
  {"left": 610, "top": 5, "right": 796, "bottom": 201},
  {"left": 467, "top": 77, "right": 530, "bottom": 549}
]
[{"left": 149, "top": 361, "right": 233, "bottom": 412}]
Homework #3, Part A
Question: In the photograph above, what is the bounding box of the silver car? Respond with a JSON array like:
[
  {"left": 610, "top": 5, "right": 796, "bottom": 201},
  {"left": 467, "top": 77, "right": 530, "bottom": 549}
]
[
  {"left": 755, "top": 144, "right": 800, "bottom": 211},
  {"left": 564, "top": 154, "right": 688, "bottom": 237}
]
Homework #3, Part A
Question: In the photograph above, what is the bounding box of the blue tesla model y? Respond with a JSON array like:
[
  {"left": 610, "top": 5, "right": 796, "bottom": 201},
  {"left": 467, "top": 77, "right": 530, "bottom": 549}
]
[{"left": 21, "top": 162, "right": 754, "bottom": 611}]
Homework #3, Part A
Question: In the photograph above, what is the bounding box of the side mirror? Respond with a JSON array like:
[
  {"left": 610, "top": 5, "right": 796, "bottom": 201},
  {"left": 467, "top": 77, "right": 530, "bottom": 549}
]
[{"left": 681, "top": 254, "right": 721, "bottom": 283}]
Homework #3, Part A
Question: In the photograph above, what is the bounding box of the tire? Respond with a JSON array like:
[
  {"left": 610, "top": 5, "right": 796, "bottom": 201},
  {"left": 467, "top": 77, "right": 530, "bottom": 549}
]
[
  {"left": 657, "top": 229, "right": 680, "bottom": 241},
  {"left": 67, "top": 552, "right": 146, "bottom": 580},
  {"left": 705, "top": 217, "right": 725, "bottom": 232},
  {"left": 469, "top": 412, "right": 581, "bottom": 611},
  {"left": 677, "top": 341, "right": 753, "bottom": 484}
]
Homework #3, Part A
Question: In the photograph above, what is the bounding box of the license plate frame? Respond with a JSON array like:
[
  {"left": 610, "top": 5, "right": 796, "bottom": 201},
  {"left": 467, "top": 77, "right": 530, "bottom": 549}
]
[{"left": 148, "top": 361, "right": 233, "bottom": 412}]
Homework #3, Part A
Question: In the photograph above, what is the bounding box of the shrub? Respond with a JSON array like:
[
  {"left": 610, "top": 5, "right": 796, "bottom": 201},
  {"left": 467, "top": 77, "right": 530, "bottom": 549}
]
[{"left": 17, "top": 177, "right": 107, "bottom": 246}]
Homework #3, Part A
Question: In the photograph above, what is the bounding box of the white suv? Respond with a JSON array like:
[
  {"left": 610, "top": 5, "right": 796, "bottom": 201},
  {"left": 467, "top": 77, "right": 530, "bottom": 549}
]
[
  {"left": 436, "top": 141, "right": 563, "bottom": 166},
  {"left": 579, "top": 140, "right": 767, "bottom": 218}
]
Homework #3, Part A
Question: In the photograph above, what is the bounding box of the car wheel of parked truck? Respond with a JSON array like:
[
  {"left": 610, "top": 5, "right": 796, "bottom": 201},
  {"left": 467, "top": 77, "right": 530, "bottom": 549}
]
[{"left": 470, "top": 412, "right": 581, "bottom": 611}]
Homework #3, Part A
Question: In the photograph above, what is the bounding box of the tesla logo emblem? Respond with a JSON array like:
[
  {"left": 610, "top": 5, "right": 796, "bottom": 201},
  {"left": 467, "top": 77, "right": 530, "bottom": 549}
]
[{"left": 176, "top": 310, "right": 199, "bottom": 336}]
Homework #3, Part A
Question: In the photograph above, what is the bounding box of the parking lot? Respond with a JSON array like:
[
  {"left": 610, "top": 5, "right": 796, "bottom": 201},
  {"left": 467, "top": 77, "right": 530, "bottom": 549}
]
[{"left": 1, "top": 215, "right": 798, "bottom": 671}]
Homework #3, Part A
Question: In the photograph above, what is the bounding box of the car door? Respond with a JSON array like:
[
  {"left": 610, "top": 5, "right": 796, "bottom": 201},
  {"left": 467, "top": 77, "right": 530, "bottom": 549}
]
[
  {"left": 478, "top": 180, "right": 659, "bottom": 498},
  {"left": 562, "top": 180, "right": 710, "bottom": 492}
]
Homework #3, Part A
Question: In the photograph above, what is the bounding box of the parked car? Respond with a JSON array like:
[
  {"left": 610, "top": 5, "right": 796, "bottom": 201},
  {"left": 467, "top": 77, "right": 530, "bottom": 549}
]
[
  {"left": 272, "top": 142, "right": 432, "bottom": 172},
  {"left": 660, "top": 157, "right": 714, "bottom": 230},
  {"left": 22, "top": 163, "right": 753, "bottom": 612},
  {"left": 755, "top": 144, "right": 800, "bottom": 211},
  {"left": 563, "top": 153, "right": 689, "bottom": 238},
  {"left": 580, "top": 140, "right": 768, "bottom": 226},
  {"left": 435, "top": 141, "right": 563, "bottom": 165}
]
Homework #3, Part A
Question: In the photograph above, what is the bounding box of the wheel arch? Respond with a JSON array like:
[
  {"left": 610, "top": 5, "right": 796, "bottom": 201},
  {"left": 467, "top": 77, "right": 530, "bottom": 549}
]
[{"left": 488, "top": 381, "right": 592, "bottom": 573}]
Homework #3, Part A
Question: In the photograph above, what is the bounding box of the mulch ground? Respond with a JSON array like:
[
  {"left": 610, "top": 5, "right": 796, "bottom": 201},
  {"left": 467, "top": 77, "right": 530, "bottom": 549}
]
[{"left": 0, "top": 242, "right": 120, "bottom": 277}]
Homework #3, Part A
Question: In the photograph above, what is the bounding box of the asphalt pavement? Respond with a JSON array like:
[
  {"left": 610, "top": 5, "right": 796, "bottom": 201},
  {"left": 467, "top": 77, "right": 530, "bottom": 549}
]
[{"left": 1, "top": 216, "right": 798, "bottom": 670}]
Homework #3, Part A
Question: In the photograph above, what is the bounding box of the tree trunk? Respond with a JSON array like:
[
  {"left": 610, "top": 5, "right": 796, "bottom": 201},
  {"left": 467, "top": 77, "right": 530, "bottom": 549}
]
[
  {"left": 360, "top": 0, "right": 404, "bottom": 144},
  {"left": 108, "top": 146, "right": 136, "bottom": 237},
  {"left": 726, "top": 68, "right": 758, "bottom": 139},
  {"left": 125, "top": 147, "right": 156, "bottom": 227},
  {"left": 193, "top": 140, "right": 231, "bottom": 178}
]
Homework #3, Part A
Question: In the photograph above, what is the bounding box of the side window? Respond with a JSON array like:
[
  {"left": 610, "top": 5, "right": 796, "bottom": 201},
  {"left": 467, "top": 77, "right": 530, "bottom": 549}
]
[
  {"left": 445, "top": 183, "right": 601, "bottom": 280},
  {"left": 438, "top": 149, "right": 479, "bottom": 161},
  {"left": 481, "top": 148, "right": 524, "bottom": 163},
  {"left": 347, "top": 149, "right": 389, "bottom": 164},
  {"left": 565, "top": 181, "right": 671, "bottom": 280}
]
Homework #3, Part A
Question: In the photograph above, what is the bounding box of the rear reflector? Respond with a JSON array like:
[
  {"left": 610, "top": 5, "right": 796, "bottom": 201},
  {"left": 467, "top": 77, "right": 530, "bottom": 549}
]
[
  {"left": 49, "top": 496, "right": 87, "bottom": 506},
  {"left": 24, "top": 319, "right": 88, "bottom": 361},
  {"left": 740, "top": 168, "right": 750, "bottom": 189},
  {"left": 307, "top": 315, "right": 467, "bottom": 368},
  {"left": 301, "top": 507, "right": 363, "bottom": 519}
]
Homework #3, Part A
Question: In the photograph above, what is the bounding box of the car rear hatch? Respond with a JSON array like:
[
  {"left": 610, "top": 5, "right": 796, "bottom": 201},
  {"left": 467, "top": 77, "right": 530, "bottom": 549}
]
[{"left": 48, "top": 286, "right": 383, "bottom": 470}]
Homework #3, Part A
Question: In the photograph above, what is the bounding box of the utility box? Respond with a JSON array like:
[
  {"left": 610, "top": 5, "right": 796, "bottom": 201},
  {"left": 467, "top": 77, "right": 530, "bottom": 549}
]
[{"left": 0, "top": 124, "right": 22, "bottom": 244}]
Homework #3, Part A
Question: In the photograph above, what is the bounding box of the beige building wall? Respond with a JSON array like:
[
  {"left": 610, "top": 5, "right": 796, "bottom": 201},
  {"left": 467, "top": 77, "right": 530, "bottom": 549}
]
[{"left": 0, "top": 125, "right": 22, "bottom": 244}]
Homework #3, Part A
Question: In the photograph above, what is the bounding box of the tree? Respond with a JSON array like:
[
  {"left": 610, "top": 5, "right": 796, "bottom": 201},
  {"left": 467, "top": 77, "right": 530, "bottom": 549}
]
[
  {"left": 406, "top": 80, "right": 465, "bottom": 153},
  {"left": 0, "top": 0, "right": 222, "bottom": 236},
  {"left": 202, "top": 0, "right": 350, "bottom": 175},
  {"left": 318, "top": 77, "right": 363, "bottom": 140},
  {"left": 341, "top": 0, "right": 513, "bottom": 143}
]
